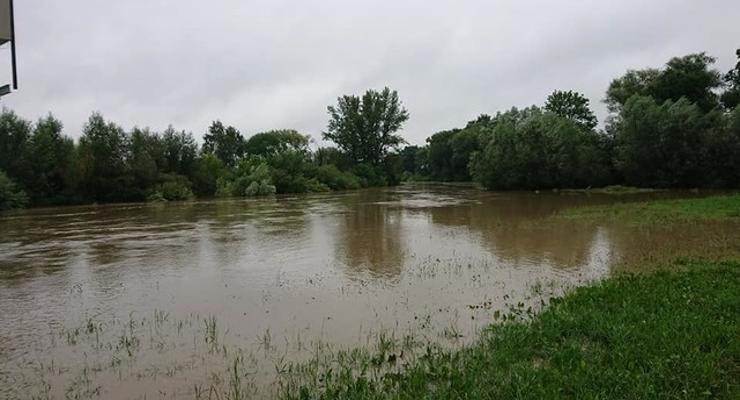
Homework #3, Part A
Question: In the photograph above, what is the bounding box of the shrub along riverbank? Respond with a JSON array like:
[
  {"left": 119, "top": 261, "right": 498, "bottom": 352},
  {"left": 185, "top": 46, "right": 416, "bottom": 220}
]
[{"left": 282, "top": 260, "right": 739, "bottom": 399}]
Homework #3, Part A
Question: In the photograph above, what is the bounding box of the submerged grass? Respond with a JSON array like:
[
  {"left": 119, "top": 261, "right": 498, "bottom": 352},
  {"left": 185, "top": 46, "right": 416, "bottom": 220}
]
[
  {"left": 281, "top": 260, "right": 740, "bottom": 399},
  {"left": 557, "top": 193, "right": 740, "bottom": 225}
]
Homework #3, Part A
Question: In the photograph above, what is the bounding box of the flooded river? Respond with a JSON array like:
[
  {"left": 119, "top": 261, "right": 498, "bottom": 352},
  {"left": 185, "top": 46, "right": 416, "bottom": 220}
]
[{"left": 1, "top": 184, "right": 738, "bottom": 399}]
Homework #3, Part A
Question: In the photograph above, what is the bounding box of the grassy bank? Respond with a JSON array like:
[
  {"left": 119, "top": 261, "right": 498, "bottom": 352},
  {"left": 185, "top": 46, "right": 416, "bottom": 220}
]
[
  {"left": 561, "top": 185, "right": 661, "bottom": 195},
  {"left": 556, "top": 193, "right": 740, "bottom": 225},
  {"left": 282, "top": 260, "right": 740, "bottom": 399}
]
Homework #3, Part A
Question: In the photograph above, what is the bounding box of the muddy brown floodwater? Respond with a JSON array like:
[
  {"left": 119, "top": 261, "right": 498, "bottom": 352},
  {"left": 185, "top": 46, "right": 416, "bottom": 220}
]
[{"left": 0, "top": 184, "right": 738, "bottom": 399}]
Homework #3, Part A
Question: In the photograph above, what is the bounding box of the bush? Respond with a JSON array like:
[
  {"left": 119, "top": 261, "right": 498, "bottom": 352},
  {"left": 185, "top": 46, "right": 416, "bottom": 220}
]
[
  {"left": 267, "top": 151, "right": 318, "bottom": 193},
  {"left": 314, "top": 147, "right": 354, "bottom": 170},
  {"left": 316, "top": 165, "right": 361, "bottom": 190},
  {"left": 159, "top": 181, "right": 194, "bottom": 201},
  {"left": 305, "top": 178, "right": 330, "bottom": 193},
  {"left": 215, "top": 177, "right": 235, "bottom": 198},
  {"left": 352, "top": 163, "right": 387, "bottom": 187},
  {"left": 221, "top": 157, "right": 277, "bottom": 197},
  {"left": 0, "top": 170, "right": 28, "bottom": 210},
  {"left": 244, "top": 180, "right": 277, "bottom": 196},
  {"left": 146, "top": 191, "right": 167, "bottom": 202},
  {"left": 147, "top": 174, "right": 194, "bottom": 201}
]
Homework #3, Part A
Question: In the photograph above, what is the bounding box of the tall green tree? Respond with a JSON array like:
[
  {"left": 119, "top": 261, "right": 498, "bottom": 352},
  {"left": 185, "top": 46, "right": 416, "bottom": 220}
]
[
  {"left": 29, "top": 114, "right": 76, "bottom": 203},
  {"left": 202, "top": 121, "right": 244, "bottom": 167},
  {"left": 192, "top": 153, "right": 226, "bottom": 197},
  {"left": 400, "top": 145, "right": 421, "bottom": 175},
  {"left": 426, "top": 129, "right": 460, "bottom": 181},
  {"left": 605, "top": 69, "right": 661, "bottom": 112},
  {"left": 651, "top": 53, "right": 722, "bottom": 111},
  {"left": 324, "top": 87, "right": 409, "bottom": 166},
  {"left": 606, "top": 53, "right": 722, "bottom": 112},
  {"left": 161, "top": 126, "right": 198, "bottom": 176},
  {"left": 721, "top": 48, "right": 740, "bottom": 110},
  {"left": 703, "top": 105, "right": 740, "bottom": 187},
  {"left": 612, "top": 96, "right": 722, "bottom": 188},
  {"left": 544, "top": 90, "right": 598, "bottom": 131},
  {"left": 0, "top": 109, "right": 33, "bottom": 191},
  {"left": 77, "top": 113, "right": 132, "bottom": 202},
  {"left": 470, "top": 107, "right": 611, "bottom": 189},
  {"left": 425, "top": 114, "right": 487, "bottom": 182},
  {"left": 128, "top": 127, "right": 160, "bottom": 196}
]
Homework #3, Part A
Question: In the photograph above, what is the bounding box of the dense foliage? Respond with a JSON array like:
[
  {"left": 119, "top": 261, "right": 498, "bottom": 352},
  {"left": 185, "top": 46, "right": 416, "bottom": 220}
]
[
  {"left": 0, "top": 88, "right": 409, "bottom": 209},
  {"left": 469, "top": 107, "right": 613, "bottom": 189},
  {"left": 402, "top": 48, "right": 740, "bottom": 190},
  {"left": 4, "top": 48, "right": 740, "bottom": 210},
  {"left": 544, "top": 90, "right": 598, "bottom": 131},
  {"left": 324, "top": 87, "right": 409, "bottom": 185},
  {"left": 721, "top": 49, "right": 740, "bottom": 110},
  {"left": 0, "top": 170, "right": 28, "bottom": 210}
]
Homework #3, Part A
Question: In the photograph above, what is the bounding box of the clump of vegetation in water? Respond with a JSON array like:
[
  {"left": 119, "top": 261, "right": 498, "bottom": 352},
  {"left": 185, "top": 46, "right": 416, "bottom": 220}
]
[
  {"left": 279, "top": 260, "right": 740, "bottom": 399},
  {"left": 0, "top": 169, "right": 28, "bottom": 210},
  {"left": 146, "top": 174, "right": 195, "bottom": 202},
  {"left": 557, "top": 194, "right": 740, "bottom": 225}
]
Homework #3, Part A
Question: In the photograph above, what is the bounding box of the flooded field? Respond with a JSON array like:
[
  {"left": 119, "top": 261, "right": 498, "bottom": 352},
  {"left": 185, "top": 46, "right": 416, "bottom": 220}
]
[{"left": 1, "top": 184, "right": 738, "bottom": 399}]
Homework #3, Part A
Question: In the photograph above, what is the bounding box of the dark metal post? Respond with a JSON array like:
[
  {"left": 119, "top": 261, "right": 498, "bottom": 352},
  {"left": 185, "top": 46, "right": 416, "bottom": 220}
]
[{"left": 9, "top": 0, "right": 16, "bottom": 89}]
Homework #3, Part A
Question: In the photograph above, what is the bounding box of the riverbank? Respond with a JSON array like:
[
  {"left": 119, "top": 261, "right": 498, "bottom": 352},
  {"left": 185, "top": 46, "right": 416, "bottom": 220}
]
[
  {"left": 556, "top": 193, "right": 740, "bottom": 225},
  {"left": 281, "top": 259, "right": 740, "bottom": 399},
  {"left": 277, "top": 194, "right": 740, "bottom": 399}
]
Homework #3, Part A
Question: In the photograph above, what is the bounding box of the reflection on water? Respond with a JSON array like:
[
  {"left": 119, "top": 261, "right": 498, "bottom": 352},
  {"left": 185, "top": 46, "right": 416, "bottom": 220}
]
[
  {"left": 336, "top": 192, "right": 405, "bottom": 278},
  {"left": 0, "top": 183, "right": 738, "bottom": 398}
]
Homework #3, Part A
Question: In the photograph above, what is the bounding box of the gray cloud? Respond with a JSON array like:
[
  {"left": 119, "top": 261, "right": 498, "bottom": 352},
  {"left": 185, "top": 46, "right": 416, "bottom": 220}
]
[{"left": 1, "top": 0, "right": 739, "bottom": 144}]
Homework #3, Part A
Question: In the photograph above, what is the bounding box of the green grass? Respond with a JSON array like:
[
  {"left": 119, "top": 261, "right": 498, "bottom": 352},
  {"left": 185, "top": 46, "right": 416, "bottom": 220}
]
[
  {"left": 282, "top": 260, "right": 740, "bottom": 399},
  {"left": 561, "top": 185, "right": 660, "bottom": 195},
  {"left": 557, "top": 194, "right": 740, "bottom": 225}
]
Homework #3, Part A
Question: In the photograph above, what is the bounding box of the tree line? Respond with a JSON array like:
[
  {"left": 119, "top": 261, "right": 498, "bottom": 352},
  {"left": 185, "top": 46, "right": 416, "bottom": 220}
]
[
  {"left": 3, "top": 49, "right": 740, "bottom": 210},
  {"left": 0, "top": 87, "right": 409, "bottom": 210},
  {"left": 402, "top": 49, "right": 740, "bottom": 190}
]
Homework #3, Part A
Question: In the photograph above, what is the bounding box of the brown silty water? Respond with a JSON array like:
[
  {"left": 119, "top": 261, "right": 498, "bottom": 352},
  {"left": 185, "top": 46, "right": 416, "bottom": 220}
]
[{"left": 0, "top": 183, "right": 737, "bottom": 398}]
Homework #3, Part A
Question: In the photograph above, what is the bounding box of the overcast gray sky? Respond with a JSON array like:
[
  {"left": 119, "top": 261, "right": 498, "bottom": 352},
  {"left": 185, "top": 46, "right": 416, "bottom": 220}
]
[{"left": 1, "top": 0, "right": 739, "bottom": 145}]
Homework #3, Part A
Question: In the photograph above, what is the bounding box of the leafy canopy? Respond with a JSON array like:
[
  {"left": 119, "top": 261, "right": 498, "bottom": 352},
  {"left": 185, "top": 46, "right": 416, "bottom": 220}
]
[
  {"left": 203, "top": 120, "right": 245, "bottom": 167},
  {"left": 721, "top": 48, "right": 740, "bottom": 110},
  {"left": 324, "top": 87, "right": 409, "bottom": 166},
  {"left": 544, "top": 90, "right": 598, "bottom": 131},
  {"left": 245, "top": 129, "right": 309, "bottom": 157},
  {"left": 606, "top": 53, "right": 722, "bottom": 112}
]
